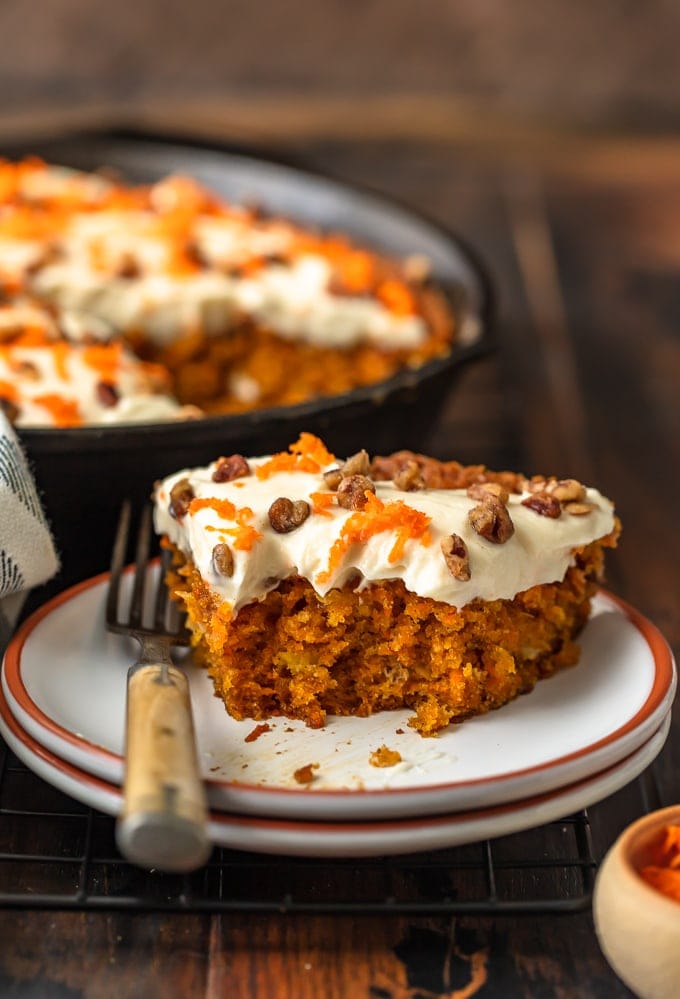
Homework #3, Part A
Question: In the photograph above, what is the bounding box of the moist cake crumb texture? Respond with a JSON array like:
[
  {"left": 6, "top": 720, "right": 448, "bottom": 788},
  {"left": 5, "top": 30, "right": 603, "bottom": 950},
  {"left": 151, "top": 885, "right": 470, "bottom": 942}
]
[{"left": 154, "top": 434, "right": 619, "bottom": 735}]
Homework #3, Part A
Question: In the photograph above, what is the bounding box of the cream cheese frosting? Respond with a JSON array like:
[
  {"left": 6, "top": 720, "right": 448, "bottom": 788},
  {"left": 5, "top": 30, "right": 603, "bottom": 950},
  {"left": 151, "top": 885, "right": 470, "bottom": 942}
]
[
  {"left": 0, "top": 301, "right": 194, "bottom": 427},
  {"left": 0, "top": 163, "right": 428, "bottom": 351},
  {"left": 31, "top": 254, "right": 426, "bottom": 351},
  {"left": 153, "top": 443, "right": 616, "bottom": 613},
  {"left": 0, "top": 160, "right": 456, "bottom": 426}
]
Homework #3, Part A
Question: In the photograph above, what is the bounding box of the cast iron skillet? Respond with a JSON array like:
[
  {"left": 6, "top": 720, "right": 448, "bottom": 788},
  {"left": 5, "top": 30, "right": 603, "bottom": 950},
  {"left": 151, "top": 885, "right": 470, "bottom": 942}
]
[{"left": 3, "top": 129, "right": 495, "bottom": 587}]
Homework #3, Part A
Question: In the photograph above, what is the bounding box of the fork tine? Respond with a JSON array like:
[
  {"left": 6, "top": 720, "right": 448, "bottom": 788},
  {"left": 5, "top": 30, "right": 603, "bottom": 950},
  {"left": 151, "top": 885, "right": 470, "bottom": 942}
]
[
  {"left": 159, "top": 546, "right": 191, "bottom": 643},
  {"left": 106, "top": 499, "right": 131, "bottom": 628},
  {"left": 128, "top": 504, "right": 152, "bottom": 630},
  {"left": 153, "top": 545, "right": 172, "bottom": 632}
]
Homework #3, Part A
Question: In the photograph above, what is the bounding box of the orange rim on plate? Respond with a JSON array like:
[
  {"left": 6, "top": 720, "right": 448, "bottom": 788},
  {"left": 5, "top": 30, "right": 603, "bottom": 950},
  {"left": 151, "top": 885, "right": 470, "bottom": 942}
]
[{"left": 0, "top": 667, "right": 671, "bottom": 834}]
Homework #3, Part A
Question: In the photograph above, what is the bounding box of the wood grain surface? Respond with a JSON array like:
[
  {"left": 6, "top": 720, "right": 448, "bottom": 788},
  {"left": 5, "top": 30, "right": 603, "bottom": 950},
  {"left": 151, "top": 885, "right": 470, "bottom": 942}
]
[{"left": 0, "top": 126, "right": 677, "bottom": 998}]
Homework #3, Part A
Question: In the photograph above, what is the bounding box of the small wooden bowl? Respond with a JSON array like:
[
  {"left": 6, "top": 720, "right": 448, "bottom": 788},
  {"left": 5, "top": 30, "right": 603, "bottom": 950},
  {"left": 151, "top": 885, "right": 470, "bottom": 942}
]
[{"left": 594, "top": 805, "right": 680, "bottom": 999}]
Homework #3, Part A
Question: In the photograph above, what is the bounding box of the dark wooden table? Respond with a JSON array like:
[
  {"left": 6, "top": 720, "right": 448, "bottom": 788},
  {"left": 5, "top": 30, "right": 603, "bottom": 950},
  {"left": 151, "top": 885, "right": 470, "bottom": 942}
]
[{"left": 0, "top": 125, "right": 677, "bottom": 997}]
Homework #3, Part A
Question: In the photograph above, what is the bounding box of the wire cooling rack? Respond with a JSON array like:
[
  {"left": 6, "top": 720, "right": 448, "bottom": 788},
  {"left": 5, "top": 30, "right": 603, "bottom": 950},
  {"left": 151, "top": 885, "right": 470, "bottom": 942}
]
[{"left": 0, "top": 738, "right": 622, "bottom": 915}]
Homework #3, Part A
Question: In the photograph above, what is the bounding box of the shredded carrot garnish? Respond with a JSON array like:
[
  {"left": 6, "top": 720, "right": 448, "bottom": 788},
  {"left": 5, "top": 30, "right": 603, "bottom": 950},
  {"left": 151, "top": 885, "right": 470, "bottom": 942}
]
[
  {"left": 640, "top": 825, "right": 680, "bottom": 902},
  {"left": 227, "top": 524, "right": 263, "bottom": 551},
  {"left": 289, "top": 433, "right": 337, "bottom": 467},
  {"left": 376, "top": 279, "right": 416, "bottom": 316},
  {"left": 317, "top": 492, "right": 431, "bottom": 584},
  {"left": 187, "top": 497, "right": 262, "bottom": 551},
  {"left": 50, "top": 342, "right": 70, "bottom": 381},
  {"left": 0, "top": 379, "right": 18, "bottom": 401},
  {"left": 256, "top": 434, "right": 336, "bottom": 480},
  {"left": 238, "top": 256, "right": 266, "bottom": 277},
  {"left": 32, "top": 393, "right": 82, "bottom": 426},
  {"left": 189, "top": 496, "right": 237, "bottom": 520},
  {"left": 81, "top": 342, "right": 123, "bottom": 382},
  {"left": 235, "top": 506, "right": 255, "bottom": 525},
  {"left": 256, "top": 452, "right": 320, "bottom": 479},
  {"left": 338, "top": 249, "right": 375, "bottom": 292},
  {"left": 7, "top": 327, "right": 54, "bottom": 348},
  {"left": 310, "top": 491, "right": 336, "bottom": 518}
]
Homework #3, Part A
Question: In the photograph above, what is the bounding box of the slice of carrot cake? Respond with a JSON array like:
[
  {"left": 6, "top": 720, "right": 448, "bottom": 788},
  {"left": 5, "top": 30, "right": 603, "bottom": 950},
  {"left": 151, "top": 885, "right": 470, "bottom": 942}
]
[{"left": 153, "top": 433, "right": 619, "bottom": 735}]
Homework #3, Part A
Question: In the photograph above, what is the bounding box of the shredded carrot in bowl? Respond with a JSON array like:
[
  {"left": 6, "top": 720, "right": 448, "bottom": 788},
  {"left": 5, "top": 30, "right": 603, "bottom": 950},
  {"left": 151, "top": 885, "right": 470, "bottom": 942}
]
[{"left": 639, "top": 824, "right": 680, "bottom": 902}]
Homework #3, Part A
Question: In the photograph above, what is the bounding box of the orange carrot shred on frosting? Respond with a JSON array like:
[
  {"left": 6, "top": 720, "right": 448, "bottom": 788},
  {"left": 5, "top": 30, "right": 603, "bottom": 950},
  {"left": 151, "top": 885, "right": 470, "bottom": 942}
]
[
  {"left": 310, "top": 491, "right": 336, "bottom": 517},
  {"left": 317, "top": 492, "right": 431, "bottom": 584},
  {"left": 227, "top": 524, "right": 263, "bottom": 551},
  {"left": 640, "top": 824, "right": 680, "bottom": 903},
  {"left": 50, "top": 341, "right": 70, "bottom": 381},
  {"left": 289, "top": 433, "right": 337, "bottom": 467},
  {"left": 188, "top": 498, "right": 262, "bottom": 551},
  {"left": 10, "top": 327, "right": 54, "bottom": 348},
  {"left": 338, "top": 249, "right": 375, "bottom": 292},
  {"left": 256, "top": 434, "right": 336, "bottom": 480},
  {"left": 0, "top": 379, "right": 18, "bottom": 402},
  {"left": 189, "top": 496, "right": 237, "bottom": 520},
  {"left": 81, "top": 342, "right": 123, "bottom": 381},
  {"left": 376, "top": 279, "right": 416, "bottom": 316},
  {"left": 32, "top": 393, "right": 82, "bottom": 426},
  {"left": 235, "top": 506, "right": 255, "bottom": 525}
]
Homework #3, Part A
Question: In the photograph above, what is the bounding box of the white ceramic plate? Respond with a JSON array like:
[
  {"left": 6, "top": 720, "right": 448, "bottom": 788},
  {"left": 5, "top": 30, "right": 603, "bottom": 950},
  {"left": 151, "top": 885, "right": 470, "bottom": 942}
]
[
  {"left": 3, "top": 570, "right": 676, "bottom": 820},
  {"left": 0, "top": 679, "right": 670, "bottom": 858}
]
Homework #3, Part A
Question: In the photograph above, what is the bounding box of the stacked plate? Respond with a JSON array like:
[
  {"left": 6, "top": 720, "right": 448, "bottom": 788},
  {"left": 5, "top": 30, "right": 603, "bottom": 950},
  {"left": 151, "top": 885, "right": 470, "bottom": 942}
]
[{"left": 1, "top": 571, "right": 676, "bottom": 857}]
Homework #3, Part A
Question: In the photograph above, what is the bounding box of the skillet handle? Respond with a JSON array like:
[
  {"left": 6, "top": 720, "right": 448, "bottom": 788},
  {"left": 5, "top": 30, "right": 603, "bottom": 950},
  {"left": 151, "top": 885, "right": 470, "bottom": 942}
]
[{"left": 116, "top": 661, "right": 211, "bottom": 872}]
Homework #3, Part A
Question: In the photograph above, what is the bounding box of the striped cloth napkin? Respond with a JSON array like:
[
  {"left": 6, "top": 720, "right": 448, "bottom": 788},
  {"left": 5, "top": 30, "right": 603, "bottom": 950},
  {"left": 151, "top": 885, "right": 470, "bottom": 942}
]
[{"left": 0, "top": 412, "right": 59, "bottom": 647}]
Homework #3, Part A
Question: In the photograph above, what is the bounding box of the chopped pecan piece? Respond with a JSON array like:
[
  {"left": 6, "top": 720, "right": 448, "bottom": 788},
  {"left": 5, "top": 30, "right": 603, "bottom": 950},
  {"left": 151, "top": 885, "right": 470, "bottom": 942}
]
[
  {"left": 564, "top": 501, "right": 596, "bottom": 516},
  {"left": 96, "top": 381, "right": 119, "bottom": 408},
  {"left": 468, "top": 497, "right": 515, "bottom": 543},
  {"left": 467, "top": 481, "right": 510, "bottom": 504},
  {"left": 337, "top": 474, "right": 376, "bottom": 510},
  {"left": 440, "top": 533, "right": 471, "bottom": 580},
  {"left": 169, "top": 478, "right": 195, "bottom": 520},
  {"left": 183, "top": 239, "right": 209, "bottom": 269},
  {"left": 116, "top": 254, "right": 141, "bottom": 279},
  {"left": 212, "top": 542, "right": 234, "bottom": 577},
  {"left": 342, "top": 449, "right": 371, "bottom": 477},
  {"left": 394, "top": 459, "right": 426, "bottom": 492},
  {"left": 0, "top": 324, "right": 25, "bottom": 344},
  {"left": 13, "top": 360, "right": 40, "bottom": 380},
  {"left": 521, "top": 493, "right": 562, "bottom": 518},
  {"left": 212, "top": 454, "right": 250, "bottom": 483},
  {"left": 549, "top": 479, "right": 586, "bottom": 502},
  {"left": 268, "top": 497, "right": 311, "bottom": 533},
  {"left": 323, "top": 467, "right": 344, "bottom": 490}
]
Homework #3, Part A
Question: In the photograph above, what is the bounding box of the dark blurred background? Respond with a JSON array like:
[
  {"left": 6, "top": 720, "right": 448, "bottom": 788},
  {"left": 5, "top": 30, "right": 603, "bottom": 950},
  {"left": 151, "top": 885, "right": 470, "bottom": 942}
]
[{"left": 1, "top": 0, "right": 679, "bottom": 144}]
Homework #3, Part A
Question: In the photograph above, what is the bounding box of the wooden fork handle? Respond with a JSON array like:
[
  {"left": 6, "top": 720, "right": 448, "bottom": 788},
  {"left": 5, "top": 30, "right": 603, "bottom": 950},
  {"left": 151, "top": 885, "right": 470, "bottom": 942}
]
[{"left": 116, "top": 662, "right": 211, "bottom": 872}]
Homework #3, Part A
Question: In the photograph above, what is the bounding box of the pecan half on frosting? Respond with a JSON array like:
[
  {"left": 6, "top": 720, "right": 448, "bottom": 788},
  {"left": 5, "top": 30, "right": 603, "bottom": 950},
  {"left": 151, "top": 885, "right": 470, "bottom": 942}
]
[
  {"left": 268, "top": 497, "right": 311, "bottom": 533},
  {"left": 468, "top": 496, "right": 514, "bottom": 543}
]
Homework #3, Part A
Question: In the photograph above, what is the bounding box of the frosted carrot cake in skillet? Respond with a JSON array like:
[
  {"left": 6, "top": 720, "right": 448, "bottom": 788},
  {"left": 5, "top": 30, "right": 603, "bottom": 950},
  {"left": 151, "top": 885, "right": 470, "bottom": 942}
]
[
  {"left": 153, "top": 434, "right": 619, "bottom": 735},
  {"left": 0, "top": 158, "right": 458, "bottom": 424}
]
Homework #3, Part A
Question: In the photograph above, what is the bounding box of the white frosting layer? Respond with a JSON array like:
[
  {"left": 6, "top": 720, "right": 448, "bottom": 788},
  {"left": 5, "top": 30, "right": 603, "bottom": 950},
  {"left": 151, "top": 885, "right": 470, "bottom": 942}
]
[
  {"left": 0, "top": 302, "right": 192, "bottom": 427},
  {"left": 0, "top": 164, "right": 429, "bottom": 351},
  {"left": 32, "top": 253, "right": 426, "bottom": 351},
  {"left": 154, "top": 455, "right": 615, "bottom": 612}
]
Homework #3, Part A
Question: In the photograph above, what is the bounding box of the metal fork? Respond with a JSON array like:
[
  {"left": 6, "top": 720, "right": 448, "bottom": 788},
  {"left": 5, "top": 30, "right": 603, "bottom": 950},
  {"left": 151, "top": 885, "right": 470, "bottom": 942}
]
[{"left": 106, "top": 500, "right": 211, "bottom": 873}]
